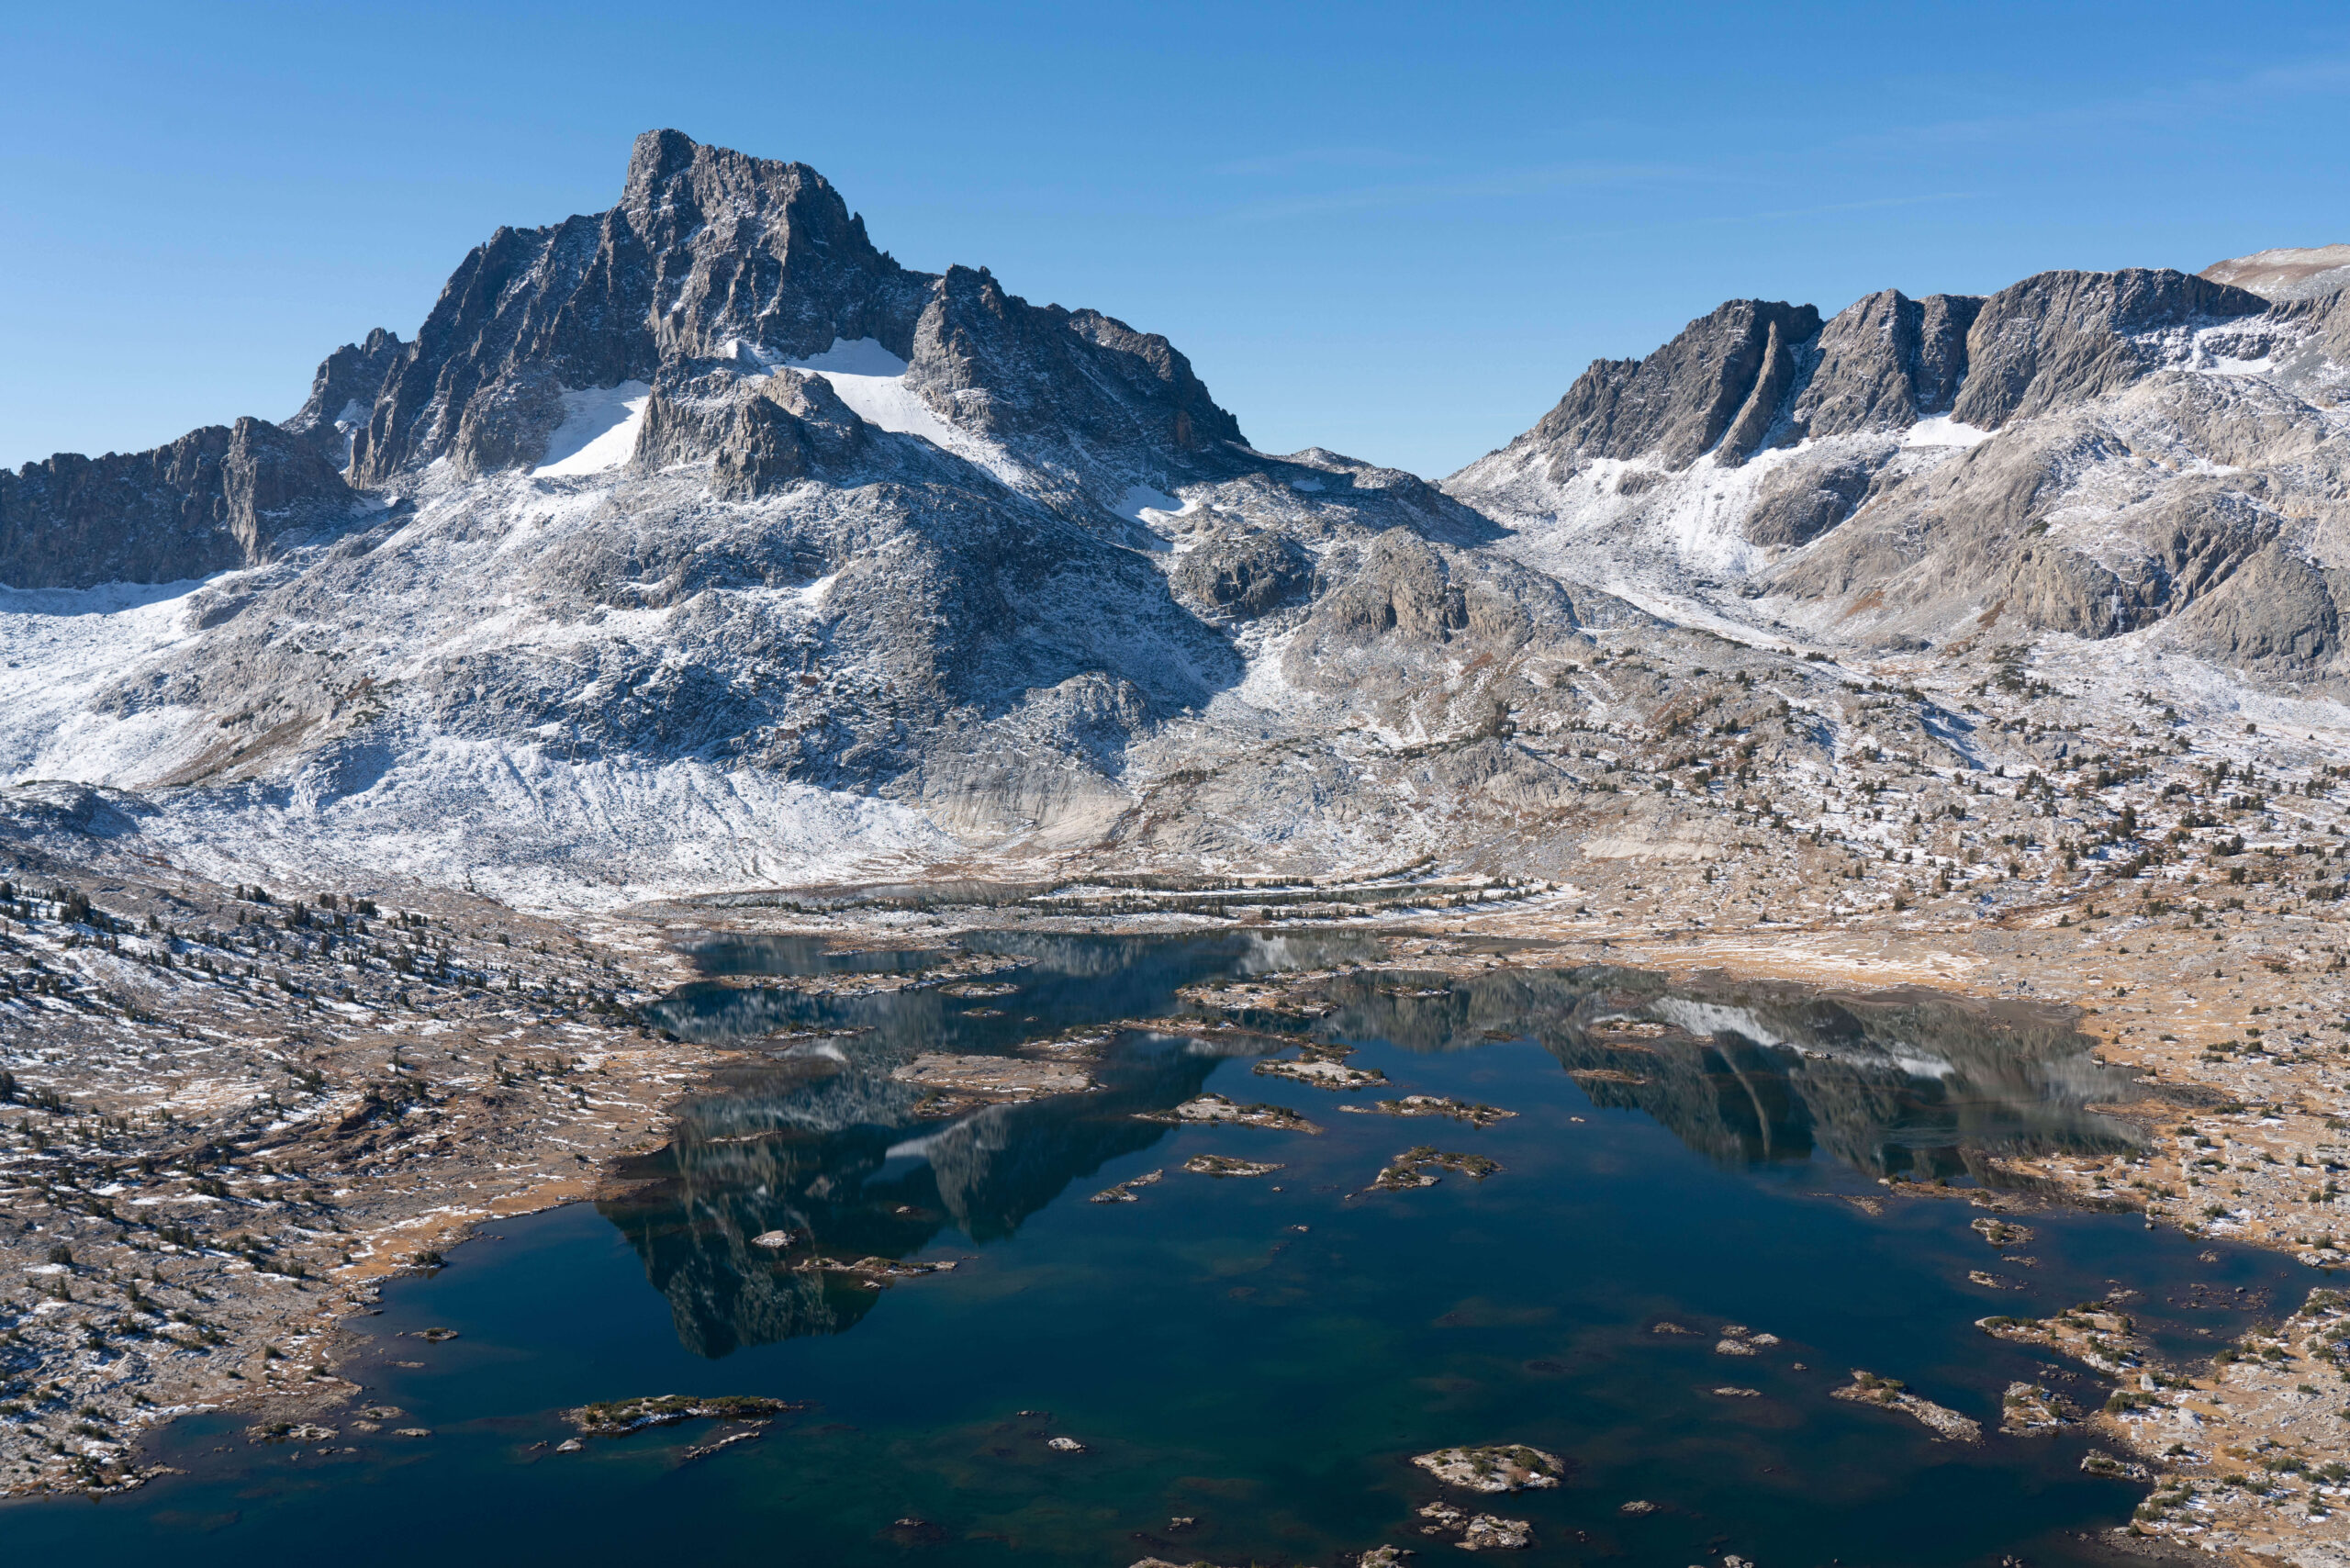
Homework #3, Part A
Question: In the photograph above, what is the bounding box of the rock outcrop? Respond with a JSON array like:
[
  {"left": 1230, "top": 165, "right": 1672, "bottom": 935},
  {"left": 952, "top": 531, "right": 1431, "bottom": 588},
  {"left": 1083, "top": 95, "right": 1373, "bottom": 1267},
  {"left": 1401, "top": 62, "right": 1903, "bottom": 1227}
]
[
  {"left": 1169, "top": 526, "right": 1309, "bottom": 620},
  {"left": 1790, "top": 288, "right": 1981, "bottom": 438},
  {"left": 1951, "top": 268, "right": 2268, "bottom": 429},
  {"left": 1517, "top": 299, "right": 1823, "bottom": 475},
  {"left": 629, "top": 364, "right": 872, "bottom": 496},
  {"left": 284, "top": 328, "right": 406, "bottom": 465},
  {"left": 0, "top": 418, "right": 352, "bottom": 590},
  {"left": 349, "top": 129, "right": 1243, "bottom": 516},
  {"left": 351, "top": 131, "right": 934, "bottom": 483},
  {"left": 905, "top": 263, "right": 1246, "bottom": 516}
]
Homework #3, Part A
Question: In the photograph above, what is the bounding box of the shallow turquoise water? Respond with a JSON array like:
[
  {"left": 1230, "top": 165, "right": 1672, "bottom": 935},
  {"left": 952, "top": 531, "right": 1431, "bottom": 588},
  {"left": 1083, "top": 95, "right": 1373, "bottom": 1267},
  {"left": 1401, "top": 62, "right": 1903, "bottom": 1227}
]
[{"left": 9, "top": 937, "right": 2300, "bottom": 1565}]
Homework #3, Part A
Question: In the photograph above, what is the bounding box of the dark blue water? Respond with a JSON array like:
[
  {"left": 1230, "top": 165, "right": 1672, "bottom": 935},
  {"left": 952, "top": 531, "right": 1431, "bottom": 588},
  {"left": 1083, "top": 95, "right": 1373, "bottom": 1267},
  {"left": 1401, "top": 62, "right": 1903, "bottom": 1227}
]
[{"left": 9, "top": 937, "right": 2298, "bottom": 1566}]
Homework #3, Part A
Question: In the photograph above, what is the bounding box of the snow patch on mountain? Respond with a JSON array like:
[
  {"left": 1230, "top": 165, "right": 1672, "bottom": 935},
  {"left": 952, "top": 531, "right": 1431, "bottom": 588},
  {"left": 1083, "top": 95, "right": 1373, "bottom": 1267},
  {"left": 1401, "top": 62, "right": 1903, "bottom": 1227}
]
[
  {"left": 1470, "top": 436, "right": 1874, "bottom": 594},
  {"left": 781, "top": 338, "right": 954, "bottom": 450},
  {"left": 1116, "top": 484, "right": 1187, "bottom": 523},
  {"left": 534, "top": 382, "right": 653, "bottom": 476},
  {"left": 780, "top": 337, "right": 1029, "bottom": 487},
  {"left": 1901, "top": 415, "right": 1994, "bottom": 448},
  {"left": 0, "top": 578, "right": 216, "bottom": 783},
  {"left": 785, "top": 337, "right": 910, "bottom": 377}
]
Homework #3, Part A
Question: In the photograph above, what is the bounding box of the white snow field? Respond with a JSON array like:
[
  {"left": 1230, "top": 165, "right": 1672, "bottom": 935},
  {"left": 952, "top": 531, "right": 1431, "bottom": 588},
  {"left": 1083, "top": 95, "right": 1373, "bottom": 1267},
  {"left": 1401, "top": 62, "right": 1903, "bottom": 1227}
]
[
  {"left": 782, "top": 339, "right": 1028, "bottom": 486},
  {"left": 533, "top": 382, "right": 654, "bottom": 476}
]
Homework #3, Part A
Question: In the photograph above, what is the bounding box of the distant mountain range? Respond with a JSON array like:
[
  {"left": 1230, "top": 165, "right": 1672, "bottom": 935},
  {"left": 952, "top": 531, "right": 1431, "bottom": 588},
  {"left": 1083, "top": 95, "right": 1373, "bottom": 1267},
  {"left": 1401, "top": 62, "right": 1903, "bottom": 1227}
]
[{"left": 3, "top": 130, "right": 2344, "bottom": 905}]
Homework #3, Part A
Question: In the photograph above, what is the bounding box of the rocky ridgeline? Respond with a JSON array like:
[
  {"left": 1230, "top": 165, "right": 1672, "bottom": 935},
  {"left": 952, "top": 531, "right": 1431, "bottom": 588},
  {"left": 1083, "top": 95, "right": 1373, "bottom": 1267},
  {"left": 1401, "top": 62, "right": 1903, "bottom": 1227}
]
[
  {"left": 1453, "top": 269, "right": 2350, "bottom": 669},
  {"left": 0, "top": 418, "right": 357, "bottom": 591},
  {"left": 282, "top": 327, "right": 406, "bottom": 467},
  {"left": 1, "top": 130, "right": 2346, "bottom": 901}
]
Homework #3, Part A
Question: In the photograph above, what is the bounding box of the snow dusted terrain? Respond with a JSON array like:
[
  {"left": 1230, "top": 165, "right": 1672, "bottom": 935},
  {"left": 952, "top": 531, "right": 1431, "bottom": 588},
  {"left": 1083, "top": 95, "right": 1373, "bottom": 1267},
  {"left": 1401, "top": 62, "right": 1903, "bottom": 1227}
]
[{"left": 6, "top": 129, "right": 2350, "bottom": 911}]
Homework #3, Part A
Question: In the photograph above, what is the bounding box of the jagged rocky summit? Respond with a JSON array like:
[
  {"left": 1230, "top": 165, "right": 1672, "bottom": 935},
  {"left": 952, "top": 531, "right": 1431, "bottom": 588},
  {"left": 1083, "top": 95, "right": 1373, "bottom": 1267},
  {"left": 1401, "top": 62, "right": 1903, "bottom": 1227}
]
[
  {"left": 1449, "top": 254, "right": 2350, "bottom": 669},
  {"left": 3, "top": 129, "right": 2349, "bottom": 906},
  {"left": 0, "top": 419, "right": 354, "bottom": 592},
  {"left": 0, "top": 130, "right": 1524, "bottom": 900}
]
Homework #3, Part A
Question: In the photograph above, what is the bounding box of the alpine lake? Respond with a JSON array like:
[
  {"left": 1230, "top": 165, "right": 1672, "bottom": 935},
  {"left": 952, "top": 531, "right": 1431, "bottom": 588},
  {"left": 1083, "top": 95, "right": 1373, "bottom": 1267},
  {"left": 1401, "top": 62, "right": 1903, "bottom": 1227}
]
[{"left": 9, "top": 931, "right": 2302, "bottom": 1566}]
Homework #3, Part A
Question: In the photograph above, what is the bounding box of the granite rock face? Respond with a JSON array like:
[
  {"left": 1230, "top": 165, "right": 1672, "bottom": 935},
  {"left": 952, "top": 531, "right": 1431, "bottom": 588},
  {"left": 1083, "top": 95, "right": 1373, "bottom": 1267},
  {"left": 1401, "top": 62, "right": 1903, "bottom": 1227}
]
[
  {"left": 351, "top": 130, "right": 935, "bottom": 483},
  {"left": 1523, "top": 299, "right": 1823, "bottom": 475},
  {"left": 1169, "top": 526, "right": 1309, "bottom": 620},
  {"left": 631, "top": 365, "right": 872, "bottom": 498},
  {"left": 1473, "top": 270, "right": 2273, "bottom": 494},
  {"left": 1951, "top": 268, "right": 2268, "bottom": 429},
  {"left": 0, "top": 418, "right": 352, "bottom": 590},
  {"left": 908, "top": 265, "right": 1241, "bottom": 454},
  {"left": 1791, "top": 289, "right": 1981, "bottom": 438},
  {"left": 348, "top": 129, "right": 1243, "bottom": 518},
  {"left": 1743, "top": 453, "right": 1886, "bottom": 548},
  {"left": 284, "top": 328, "right": 406, "bottom": 465}
]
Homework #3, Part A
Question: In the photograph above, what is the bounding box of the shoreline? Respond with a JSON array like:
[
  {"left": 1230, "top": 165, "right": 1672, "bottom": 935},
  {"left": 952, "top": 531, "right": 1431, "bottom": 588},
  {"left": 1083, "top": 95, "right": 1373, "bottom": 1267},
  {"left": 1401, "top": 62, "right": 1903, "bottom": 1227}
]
[{"left": 8, "top": 861, "right": 2350, "bottom": 1560}]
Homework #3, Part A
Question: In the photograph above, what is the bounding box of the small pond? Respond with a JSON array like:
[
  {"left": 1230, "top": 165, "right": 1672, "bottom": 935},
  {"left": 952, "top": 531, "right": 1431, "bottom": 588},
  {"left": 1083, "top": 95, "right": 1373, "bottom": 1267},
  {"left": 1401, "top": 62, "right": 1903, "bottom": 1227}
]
[{"left": 9, "top": 935, "right": 2299, "bottom": 1565}]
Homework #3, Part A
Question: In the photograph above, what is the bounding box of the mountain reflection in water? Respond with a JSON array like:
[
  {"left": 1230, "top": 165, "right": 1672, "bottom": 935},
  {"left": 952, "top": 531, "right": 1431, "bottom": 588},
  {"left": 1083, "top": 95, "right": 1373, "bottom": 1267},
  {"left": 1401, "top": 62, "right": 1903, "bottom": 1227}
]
[
  {"left": 616, "top": 939, "right": 2136, "bottom": 1360},
  {"left": 1315, "top": 965, "right": 2140, "bottom": 1177},
  {"left": 597, "top": 1037, "right": 1234, "bottom": 1355}
]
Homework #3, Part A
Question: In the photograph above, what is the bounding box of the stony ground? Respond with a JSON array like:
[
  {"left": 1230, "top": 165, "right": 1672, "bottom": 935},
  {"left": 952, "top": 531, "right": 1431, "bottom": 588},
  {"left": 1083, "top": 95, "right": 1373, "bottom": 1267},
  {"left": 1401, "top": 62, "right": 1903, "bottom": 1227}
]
[{"left": 0, "top": 857, "right": 699, "bottom": 1495}]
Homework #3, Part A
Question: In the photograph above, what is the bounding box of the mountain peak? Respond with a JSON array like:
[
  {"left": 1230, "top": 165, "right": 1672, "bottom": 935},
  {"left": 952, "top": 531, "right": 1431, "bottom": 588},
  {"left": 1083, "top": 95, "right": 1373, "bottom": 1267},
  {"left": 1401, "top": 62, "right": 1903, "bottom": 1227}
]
[
  {"left": 341, "top": 130, "right": 1242, "bottom": 506},
  {"left": 620, "top": 127, "right": 709, "bottom": 204},
  {"left": 349, "top": 132, "right": 932, "bottom": 483},
  {"left": 617, "top": 129, "right": 865, "bottom": 253}
]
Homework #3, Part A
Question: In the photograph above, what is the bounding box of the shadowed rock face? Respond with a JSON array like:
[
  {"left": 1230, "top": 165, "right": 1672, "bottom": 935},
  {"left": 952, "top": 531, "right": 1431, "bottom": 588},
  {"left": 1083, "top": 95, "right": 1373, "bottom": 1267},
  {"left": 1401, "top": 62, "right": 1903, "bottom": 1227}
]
[
  {"left": 1952, "top": 268, "right": 2269, "bottom": 430},
  {"left": 1793, "top": 289, "right": 1982, "bottom": 439},
  {"left": 1490, "top": 286, "right": 1984, "bottom": 485},
  {"left": 1525, "top": 299, "right": 1825, "bottom": 474},
  {"left": 283, "top": 328, "right": 406, "bottom": 465},
  {"left": 352, "top": 131, "right": 935, "bottom": 483},
  {"left": 1170, "top": 526, "right": 1310, "bottom": 620},
  {"left": 2174, "top": 544, "right": 2341, "bottom": 665},
  {"left": 1744, "top": 454, "right": 1885, "bottom": 548},
  {"left": 345, "top": 130, "right": 1243, "bottom": 510},
  {"left": 1488, "top": 272, "right": 2268, "bottom": 483},
  {"left": 629, "top": 365, "right": 872, "bottom": 498},
  {"left": 905, "top": 263, "right": 1247, "bottom": 503},
  {"left": 0, "top": 418, "right": 353, "bottom": 590}
]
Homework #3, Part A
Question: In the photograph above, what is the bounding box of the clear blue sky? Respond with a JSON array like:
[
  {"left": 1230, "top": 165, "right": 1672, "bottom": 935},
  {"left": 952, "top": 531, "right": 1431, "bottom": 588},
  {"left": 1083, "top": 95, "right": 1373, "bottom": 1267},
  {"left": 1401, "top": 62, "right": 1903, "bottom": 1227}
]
[{"left": 6, "top": 1, "right": 2347, "bottom": 477}]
